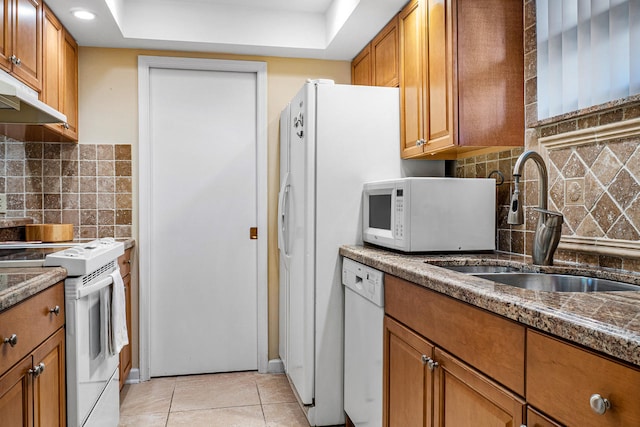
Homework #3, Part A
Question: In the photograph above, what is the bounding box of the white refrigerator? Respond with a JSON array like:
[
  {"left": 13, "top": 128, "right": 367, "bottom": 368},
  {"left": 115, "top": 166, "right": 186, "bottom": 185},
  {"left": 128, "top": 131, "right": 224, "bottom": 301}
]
[{"left": 277, "top": 80, "right": 442, "bottom": 426}]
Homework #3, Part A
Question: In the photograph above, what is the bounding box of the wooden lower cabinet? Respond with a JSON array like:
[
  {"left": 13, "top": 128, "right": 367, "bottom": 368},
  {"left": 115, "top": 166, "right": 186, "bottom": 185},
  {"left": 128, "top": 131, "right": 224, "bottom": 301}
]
[
  {"left": 433, "top": 348, "right": 525, "bottom": 426},
  {"left": 119, "top": 247, "right": 133, "bottom": 389},
  {"left": 381, "top": 271, "right": 640, "bottom": 427},
  {"left": 0, "top": 327, "right": 65, "bottom": 427},
  {"left": 32, "top": 328, "right": 66, "bottom": 426},
  {"left": 384, "top": 316, "right": 434, "bottom": 427},
  {"left": 383, "top": 316, "right": 524, "bottom": 427},
  {"left": 527, "top": 330, "right": 640, "bottom": 427}
]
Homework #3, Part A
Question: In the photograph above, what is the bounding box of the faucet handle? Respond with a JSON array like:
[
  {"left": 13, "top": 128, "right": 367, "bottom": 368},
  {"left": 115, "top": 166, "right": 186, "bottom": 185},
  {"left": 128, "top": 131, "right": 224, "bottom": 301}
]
[{"left": 532, "top": 207, "right": 564, "bottom": 227}]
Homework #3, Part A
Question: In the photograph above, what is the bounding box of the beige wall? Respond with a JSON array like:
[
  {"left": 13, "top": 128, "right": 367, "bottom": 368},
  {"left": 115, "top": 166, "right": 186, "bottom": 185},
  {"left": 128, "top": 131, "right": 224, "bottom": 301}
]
[{"left": 78, "top": 47, "right": 351, "bottom": 364}]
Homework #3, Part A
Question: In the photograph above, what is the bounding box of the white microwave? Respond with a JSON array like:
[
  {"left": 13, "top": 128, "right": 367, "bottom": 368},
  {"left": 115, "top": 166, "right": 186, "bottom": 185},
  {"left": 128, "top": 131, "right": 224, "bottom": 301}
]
[{"left": 362, "top": 177, "right": 496, "bottom": 252}]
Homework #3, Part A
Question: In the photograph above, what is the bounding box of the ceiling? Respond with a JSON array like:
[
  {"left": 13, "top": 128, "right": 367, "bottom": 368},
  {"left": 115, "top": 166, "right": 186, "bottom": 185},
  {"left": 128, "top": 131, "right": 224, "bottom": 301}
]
[{"left": 44, "top": 0, "right": 407, "bottom": 60}]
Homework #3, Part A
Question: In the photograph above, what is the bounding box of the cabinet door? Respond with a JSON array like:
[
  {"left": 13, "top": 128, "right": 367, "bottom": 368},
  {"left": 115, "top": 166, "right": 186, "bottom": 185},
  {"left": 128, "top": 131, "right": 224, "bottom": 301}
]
[
  {"left": 0, "top": 355, "right": 33, "bottom": 427},
  {"left": 423, "top": 0, "right": 454, "bottom": 153},
  {"left": 433, "top": 348, "right": 525, "bottom": 427},
  {"left": 60, "top": 27, "right": 77, "bottom": 140},
  {"left": 0, "top": 0, "right": 11, "bottom": 73},
  {"left": 398, "top": 0, "right": 426, "bottom": 158},
  {"left": 351, "top": 44, "right": 371, "bottom": 86},
  {"left": 372, "top": 16, "right": 398, "bottom": 87},
  {"left": 119, "top": 274, "right": 132, "bottom": 389},
  {"left": 384, "top": 316, "right": 434, "bottom": 427},
  {"left": 12, "top": 0, "right": 42, "bottom": 91},
  {"left": 32, "top": 328, "right": 65, "bottom": 427},
  {"left": 42, "top": 4, "right": 61, "bottom": 109}
]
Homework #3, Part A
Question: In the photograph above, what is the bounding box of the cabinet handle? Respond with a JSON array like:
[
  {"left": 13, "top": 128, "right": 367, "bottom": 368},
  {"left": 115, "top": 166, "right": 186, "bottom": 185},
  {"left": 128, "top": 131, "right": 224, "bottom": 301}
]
[
  {"left": 49, "top": 305, "right": 60, "bottom": 316},
  {"left": 420, "top": 355, "right": 439, "bottom": 370},
  {"left": 9, "top": 55, "right": 20, "bottom": 65},
  {"left": 416, "top": 139, "right": 425, "bottom": 147},
  {"left": 3, "top": 334, "right": 18, "bottom": 347},
  {"left": 28, "top": 362, "right": 45, "bottom": 377},
  {"left": 590, "top": 394, "right": 611, "bottom": 415}
]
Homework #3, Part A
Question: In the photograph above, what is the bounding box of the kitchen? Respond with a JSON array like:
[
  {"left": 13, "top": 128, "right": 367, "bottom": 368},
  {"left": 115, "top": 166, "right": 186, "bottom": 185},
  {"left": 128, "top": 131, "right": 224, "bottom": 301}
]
[{"left": 0, "top": 0, "right": 639, "bottom": 426}]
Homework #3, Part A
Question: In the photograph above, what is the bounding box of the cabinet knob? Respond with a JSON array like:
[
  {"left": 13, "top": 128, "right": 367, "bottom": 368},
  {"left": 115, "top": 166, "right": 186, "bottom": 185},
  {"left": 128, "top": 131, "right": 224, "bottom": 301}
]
[
  {"left": 420, "top": 355, "right": 439, "bottom": 370},
  {"left": 49, "top": 305, "right": 60, "bottom": 316},
  {"left": 590, "top": 393, "right": 611, "bottom": 415},
  {"left": 3, "top": 334, "right": 17, "bottom": 347},
  {"left": 28, "top": 362, "right": 45, "bottom": 377},
  {"left": 416, "top": 139, "right": 425, "bottom": 147},
  {"left": 9, "top": 55, "right": 20, "bottom": 65},
  {"left": 63, "top": 122, "right": 70, "bottom": 130}
]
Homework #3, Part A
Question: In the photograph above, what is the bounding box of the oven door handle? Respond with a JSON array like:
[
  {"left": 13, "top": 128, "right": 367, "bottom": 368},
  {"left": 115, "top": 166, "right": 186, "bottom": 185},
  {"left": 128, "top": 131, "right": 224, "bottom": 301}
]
[{"left": 77, "top": 275, "right": 114, "bottom": 299}]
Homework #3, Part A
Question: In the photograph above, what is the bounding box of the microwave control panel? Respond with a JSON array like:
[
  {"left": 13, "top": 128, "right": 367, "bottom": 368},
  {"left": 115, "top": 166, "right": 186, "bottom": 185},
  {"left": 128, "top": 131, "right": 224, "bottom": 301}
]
[{"left": 394, "top": 188, "right": 404, "bottom": 239}]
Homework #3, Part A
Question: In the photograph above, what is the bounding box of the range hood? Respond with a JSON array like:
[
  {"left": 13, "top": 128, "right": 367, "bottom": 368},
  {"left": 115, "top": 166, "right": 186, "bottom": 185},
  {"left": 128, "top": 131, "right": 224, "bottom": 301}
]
[{"left": 0, "top": 75, "right": 66, "bottom": 124}]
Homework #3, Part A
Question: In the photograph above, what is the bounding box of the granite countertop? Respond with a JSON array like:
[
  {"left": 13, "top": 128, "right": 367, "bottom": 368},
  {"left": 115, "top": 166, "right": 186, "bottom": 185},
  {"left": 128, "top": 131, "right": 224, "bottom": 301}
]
[
  {"left": 0, "top": 267, "right": 68, "bottom": 311},
  {"left": 340, "top": 245, "right": 640, "bottom": 367}
]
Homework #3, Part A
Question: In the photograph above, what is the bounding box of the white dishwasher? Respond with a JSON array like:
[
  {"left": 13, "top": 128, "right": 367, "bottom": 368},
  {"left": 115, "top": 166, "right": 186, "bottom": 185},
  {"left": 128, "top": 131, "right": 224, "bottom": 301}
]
[{"left": 342, "top": 258, "right": 384, "bottom": 427}]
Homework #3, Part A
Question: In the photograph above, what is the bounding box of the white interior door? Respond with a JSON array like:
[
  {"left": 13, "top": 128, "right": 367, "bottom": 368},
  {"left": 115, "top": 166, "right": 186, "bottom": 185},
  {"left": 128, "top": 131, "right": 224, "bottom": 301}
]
[{"left": 146, "top": 65, "right": 258, "bottom": 377}]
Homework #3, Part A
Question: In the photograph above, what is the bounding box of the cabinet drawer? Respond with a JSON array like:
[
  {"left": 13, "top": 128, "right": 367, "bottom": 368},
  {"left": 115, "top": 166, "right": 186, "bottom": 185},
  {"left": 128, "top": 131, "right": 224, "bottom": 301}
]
[
  {"left": 527, "top": 330, "right": 640, "bottom": 427},
  {"left": 118, "top": 248, "right": 132, "bottom": 277},
  {"left": 385, "top": 275, "right": 525, "bottom": 395},
  {"left": 0, "top": 283, "right": 65, "bottom": 374}
]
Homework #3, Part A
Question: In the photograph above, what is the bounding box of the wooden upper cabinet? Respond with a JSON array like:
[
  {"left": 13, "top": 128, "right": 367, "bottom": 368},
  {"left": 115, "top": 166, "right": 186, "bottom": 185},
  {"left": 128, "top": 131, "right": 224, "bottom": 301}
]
[
  {"left": 42, "top": 3, "right": 78, "bottom": 141},
  {"left": 0, "top": 0, "right": 44, "bottom": 92},
  {"left": 371, "top": 16, "right": 398, "bottom": 87},
  {"left": 398, "top": 0, "right": 425, "bottom": 158},
  {"left": 399, "top": 0, "right": 524, "bottom": 160},
  {"left": 12, "top": 0, "right": 42, "bottom": 91},
  {"left": 60, "top": 27, "right": 78, "bottom": 139},
  {"left": 352, "top": 16, "right": 399, "bottom": 88},
  {"left": 42, "top": 4, "right": 60, "bottom": 109},
  {"left": 351, "top": 44, "right": 371, "bottom": 86}
]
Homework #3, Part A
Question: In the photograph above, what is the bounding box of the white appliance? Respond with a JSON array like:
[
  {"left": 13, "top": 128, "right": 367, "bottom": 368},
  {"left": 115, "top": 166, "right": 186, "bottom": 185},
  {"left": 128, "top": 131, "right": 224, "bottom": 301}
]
[
  {"left": 342, "top": 258, "right": 384, "bottom": 427},
  {"left": 45, "top": 238, "right": 125, "bottom": 427},
  {"left": 362, "top": 177, "right": 496, "bottom": 252},
  {"left": 278, "top": 80, "right": 428, "bottom": 426}
]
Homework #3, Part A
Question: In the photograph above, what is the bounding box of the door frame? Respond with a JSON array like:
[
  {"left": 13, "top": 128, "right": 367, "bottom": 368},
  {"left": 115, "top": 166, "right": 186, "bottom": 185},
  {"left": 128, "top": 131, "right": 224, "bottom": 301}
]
[{"left": 138, "top": 56, "right": 268, "bottom": 380}]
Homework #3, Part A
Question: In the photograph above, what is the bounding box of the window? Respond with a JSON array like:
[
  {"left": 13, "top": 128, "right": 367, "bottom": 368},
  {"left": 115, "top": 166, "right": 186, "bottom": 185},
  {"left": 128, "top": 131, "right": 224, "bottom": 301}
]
[{"left": 537, "top": 0, "right": 640, "bottom": 119}]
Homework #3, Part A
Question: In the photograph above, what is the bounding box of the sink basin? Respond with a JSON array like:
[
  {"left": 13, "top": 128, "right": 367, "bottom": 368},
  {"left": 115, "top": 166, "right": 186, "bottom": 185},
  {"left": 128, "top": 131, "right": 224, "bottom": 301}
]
[
  {"left": 473, "top": 272, "right": 639, "bottom": 292},
  {"left": 444, "top": 265, "right": 520, "bottom": 274}
]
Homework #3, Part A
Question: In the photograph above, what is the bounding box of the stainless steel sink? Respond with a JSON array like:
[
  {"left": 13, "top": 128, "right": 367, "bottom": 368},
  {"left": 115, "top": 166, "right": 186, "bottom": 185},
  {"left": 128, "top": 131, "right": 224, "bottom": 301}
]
[
  {"left": 473, "top": 272, "right": 639, "bottom": 292},
  {"left": 444, "top": 265, "right": 520, "bottom": 274}
]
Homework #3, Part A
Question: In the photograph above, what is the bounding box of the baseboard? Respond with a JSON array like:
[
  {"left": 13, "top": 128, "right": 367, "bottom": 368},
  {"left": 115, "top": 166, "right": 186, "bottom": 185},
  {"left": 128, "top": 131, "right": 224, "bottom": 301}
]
[
  {"left": 267, "top": 359, "right": 284, "bottom": 373},
  {"left": 125, "top": 368, "right": 141, "bottom": 384}
]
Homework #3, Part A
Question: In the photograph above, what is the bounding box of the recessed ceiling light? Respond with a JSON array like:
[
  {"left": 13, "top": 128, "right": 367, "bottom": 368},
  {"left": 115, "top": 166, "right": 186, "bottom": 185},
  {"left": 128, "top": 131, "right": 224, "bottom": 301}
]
[{"left": 72, "top": 9, "right": 96, "bottom": 20}]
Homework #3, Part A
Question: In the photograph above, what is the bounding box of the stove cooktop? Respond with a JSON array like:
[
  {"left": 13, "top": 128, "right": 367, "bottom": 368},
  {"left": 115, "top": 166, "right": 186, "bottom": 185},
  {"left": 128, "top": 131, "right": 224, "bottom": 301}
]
[{"left": 0, "top": 247, "right": 75, "bottom": 267}]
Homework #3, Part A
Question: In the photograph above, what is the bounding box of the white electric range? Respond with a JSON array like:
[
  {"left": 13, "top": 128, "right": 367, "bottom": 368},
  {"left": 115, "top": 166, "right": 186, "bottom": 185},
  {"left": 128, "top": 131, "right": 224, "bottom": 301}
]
[{"left": 1, "top": 238, "right": 126, "bottom": 427}]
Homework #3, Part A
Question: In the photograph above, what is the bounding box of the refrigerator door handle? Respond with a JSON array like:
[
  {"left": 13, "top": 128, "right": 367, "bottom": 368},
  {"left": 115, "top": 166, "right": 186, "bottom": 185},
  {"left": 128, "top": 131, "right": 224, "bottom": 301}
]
[{"left": 277, "top": 172, "right": 291, "bottom": 259}]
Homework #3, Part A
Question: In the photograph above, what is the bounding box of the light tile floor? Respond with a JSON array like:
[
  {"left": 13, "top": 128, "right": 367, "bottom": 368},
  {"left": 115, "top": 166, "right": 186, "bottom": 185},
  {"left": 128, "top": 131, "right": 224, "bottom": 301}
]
[{"left": 119, "top": 371, "right": 310, "bottom": 427}]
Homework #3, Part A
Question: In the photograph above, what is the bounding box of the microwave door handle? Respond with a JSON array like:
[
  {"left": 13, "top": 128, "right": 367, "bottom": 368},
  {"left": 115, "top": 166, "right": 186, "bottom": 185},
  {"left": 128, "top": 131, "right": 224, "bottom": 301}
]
[{"left": 77, "top": 275, "right": 114, "bottom": 299}]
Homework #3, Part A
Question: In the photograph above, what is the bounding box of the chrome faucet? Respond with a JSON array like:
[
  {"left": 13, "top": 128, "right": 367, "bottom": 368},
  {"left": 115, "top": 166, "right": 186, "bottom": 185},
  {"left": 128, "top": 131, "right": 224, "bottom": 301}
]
[{"left": 507, "top": 150, "right": 564, "bottom": 265}]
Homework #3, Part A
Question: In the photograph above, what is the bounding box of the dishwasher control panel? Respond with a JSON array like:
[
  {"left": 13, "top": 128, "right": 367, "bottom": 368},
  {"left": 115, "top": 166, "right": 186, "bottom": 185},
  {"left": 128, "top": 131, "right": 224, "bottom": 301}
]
[{"left": 342, "top": 258, "right": 384, "bottom": 307}]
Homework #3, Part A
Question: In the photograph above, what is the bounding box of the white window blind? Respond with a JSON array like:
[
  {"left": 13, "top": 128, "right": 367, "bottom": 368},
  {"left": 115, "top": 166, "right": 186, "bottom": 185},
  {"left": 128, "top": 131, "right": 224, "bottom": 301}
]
[{"left": 537, "top": 0, "right": 640, "bottom": 120}]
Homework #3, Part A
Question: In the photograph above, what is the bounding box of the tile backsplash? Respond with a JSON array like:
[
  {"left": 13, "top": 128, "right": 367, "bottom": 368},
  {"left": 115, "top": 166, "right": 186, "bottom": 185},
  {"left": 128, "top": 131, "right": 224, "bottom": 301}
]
[{"left": 0, "top": 139, "right": 132, "bottom": 240}]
